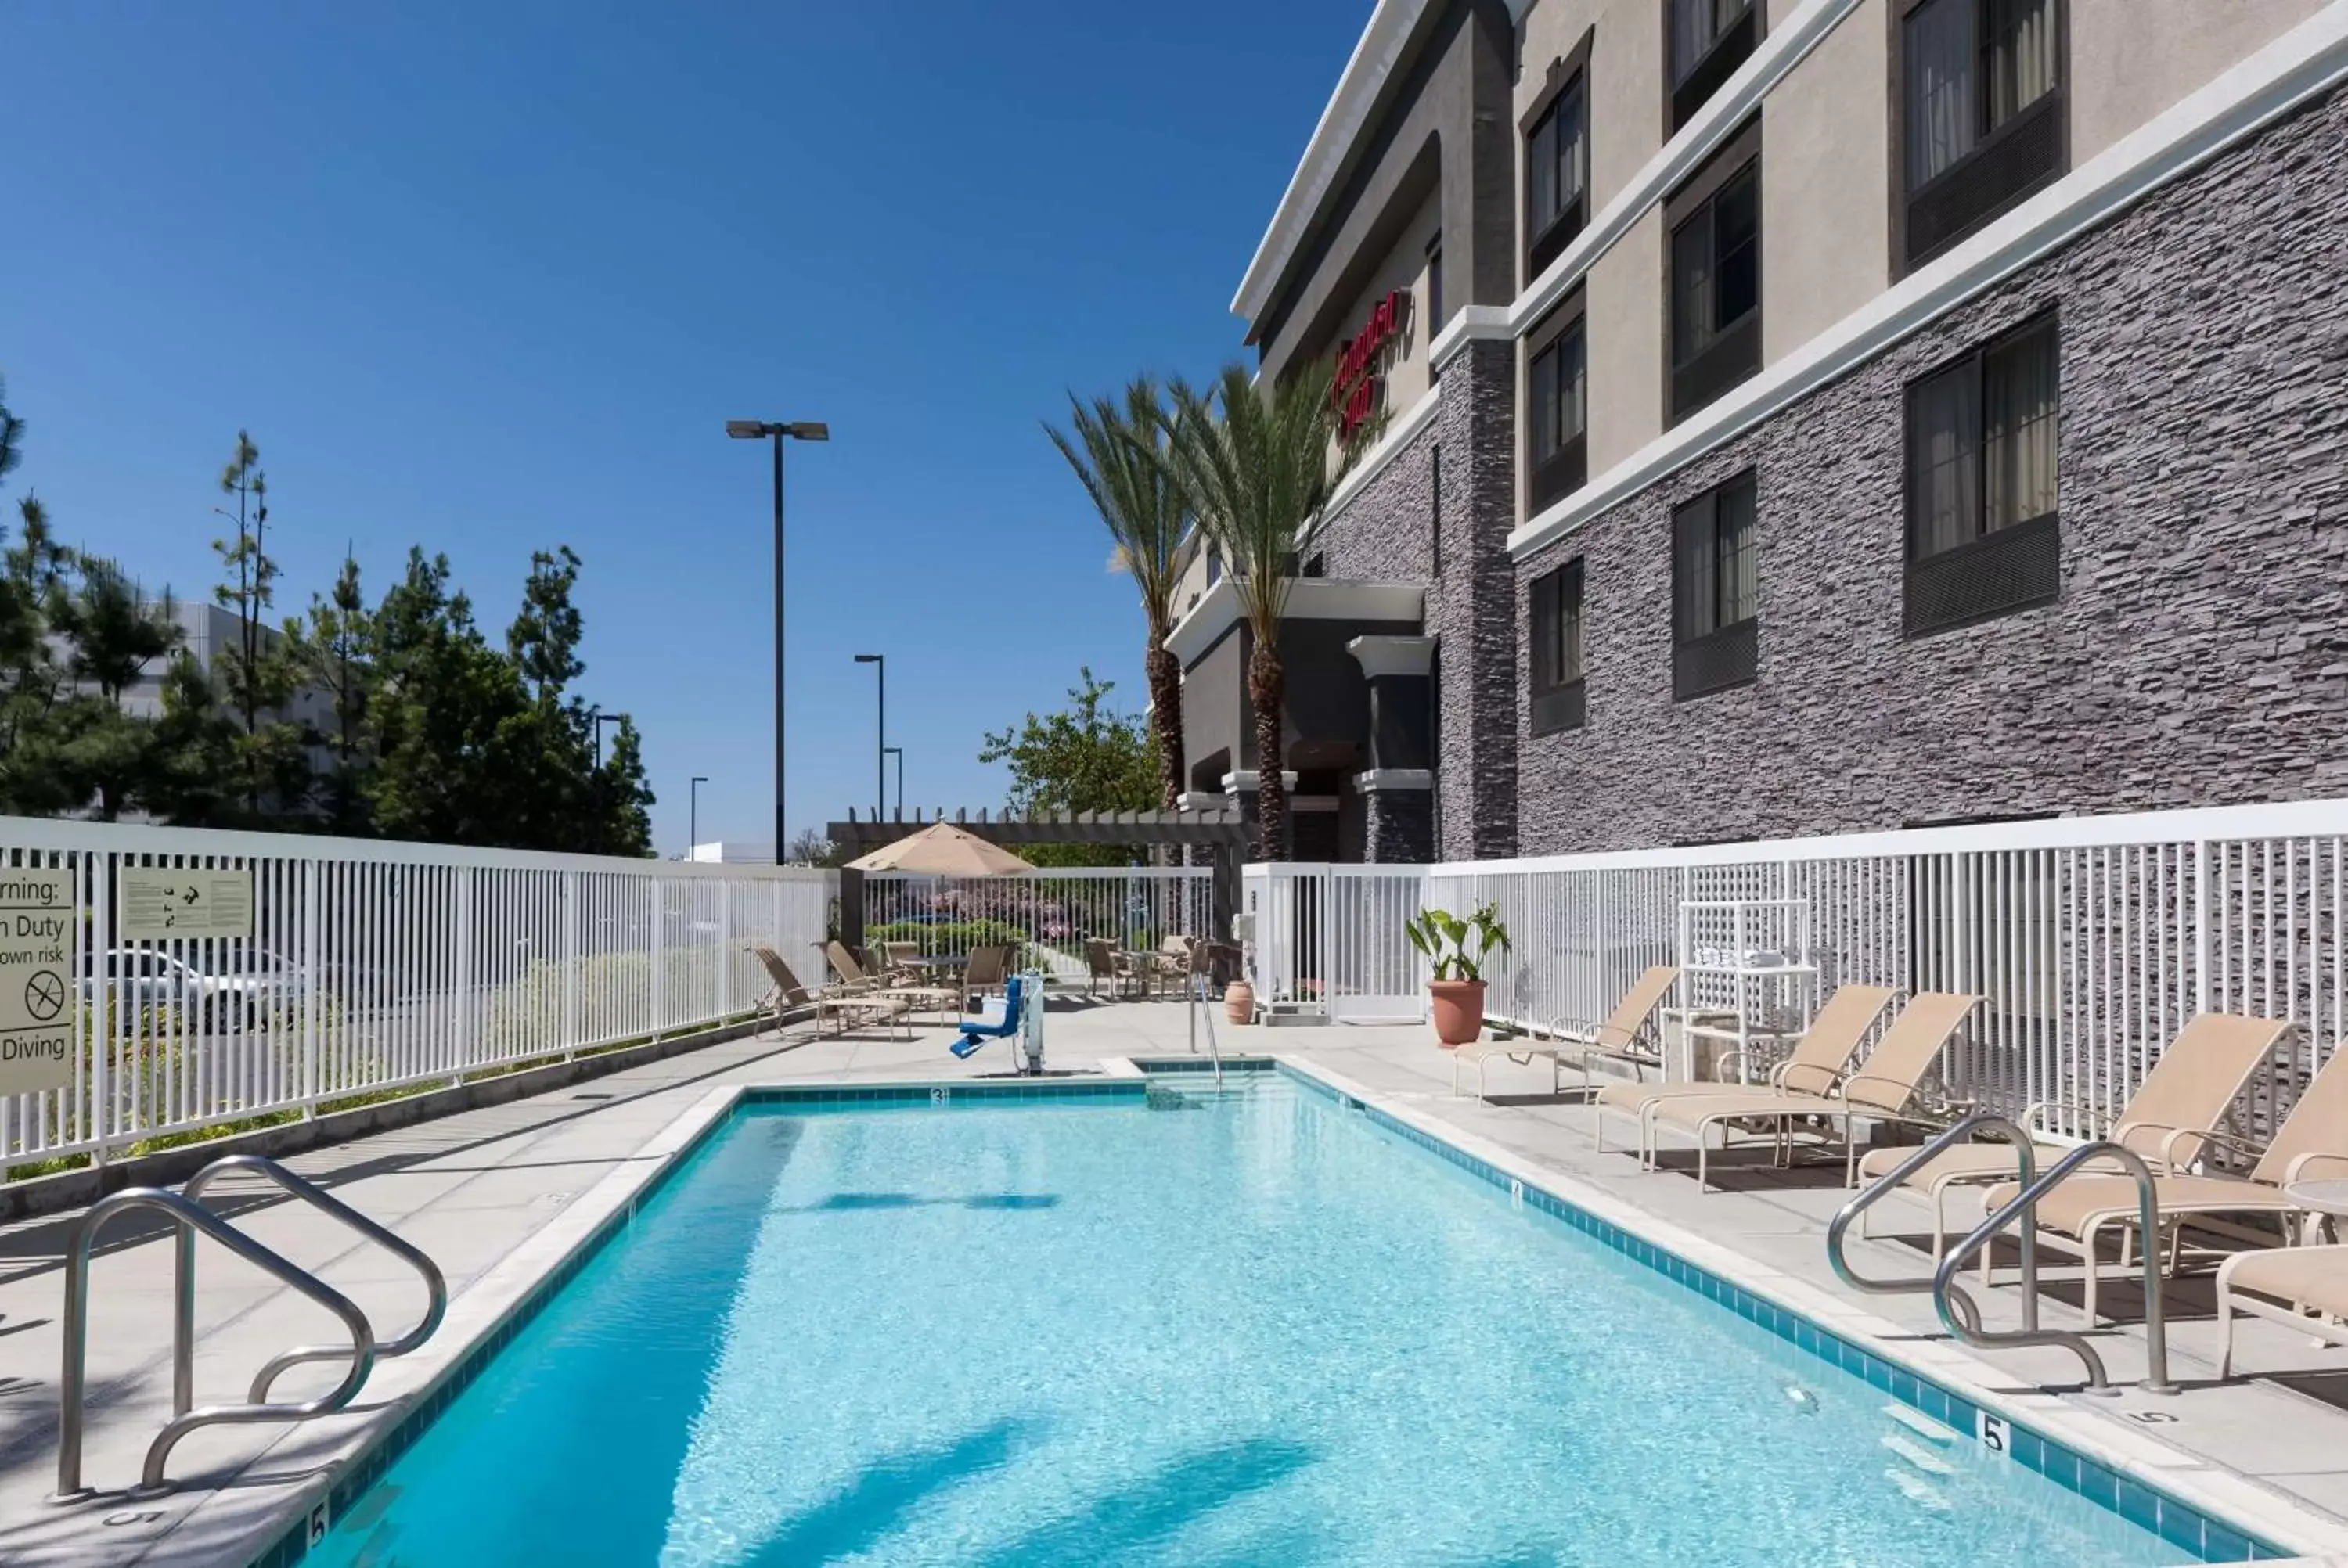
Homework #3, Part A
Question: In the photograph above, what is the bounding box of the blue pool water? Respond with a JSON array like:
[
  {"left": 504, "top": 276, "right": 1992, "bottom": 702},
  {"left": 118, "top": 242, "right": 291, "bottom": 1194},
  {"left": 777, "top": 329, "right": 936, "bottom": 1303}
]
[{"left": 312, "top": 1078, "right": 2202, "bottom": 1566}]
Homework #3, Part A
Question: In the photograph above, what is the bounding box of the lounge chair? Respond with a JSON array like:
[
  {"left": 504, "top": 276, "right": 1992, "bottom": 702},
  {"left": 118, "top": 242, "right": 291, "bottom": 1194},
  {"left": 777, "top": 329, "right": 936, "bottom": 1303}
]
[
  {"left": 1855, "top": 1010, "right": 2293, "bottom": 1261},
  {"left": 2218, "top": 1243, "right": 2348, "bottom": 1377},
  {"left": 1978, "top": 1015, "right": 2308, "bottom": 1323},
  {"left": 826, "top": 940, "right": 958, "bottom": 1022},
  {"left": 751, "top": 945, "right": 906, "bottom": 1039},
  {"left": 1592, "top": 983, "right": 1898, "bottom": 1150},
  {"left": 1452, "top": 966, "right": 1681, "bottom": 1102},
  {"left": 1640, "top": 991, "right": 1985, "bottom": 1192}
]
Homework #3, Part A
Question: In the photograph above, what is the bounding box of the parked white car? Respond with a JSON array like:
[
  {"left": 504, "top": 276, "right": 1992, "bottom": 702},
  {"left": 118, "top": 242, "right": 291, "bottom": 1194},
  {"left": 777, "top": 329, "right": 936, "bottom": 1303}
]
[{"left": 83, "top": 947, "right": 310, "bottom": 1028}]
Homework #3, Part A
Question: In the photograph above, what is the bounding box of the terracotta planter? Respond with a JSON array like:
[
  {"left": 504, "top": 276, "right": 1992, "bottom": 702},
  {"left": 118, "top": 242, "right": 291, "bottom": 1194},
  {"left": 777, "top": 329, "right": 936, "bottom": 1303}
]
[
  {"left": 1224, "top": 980, "right": 1255, "bottom": 1025},
  {"left": 1428, "top": 979, "right": 1486, "bottom": 1048}
]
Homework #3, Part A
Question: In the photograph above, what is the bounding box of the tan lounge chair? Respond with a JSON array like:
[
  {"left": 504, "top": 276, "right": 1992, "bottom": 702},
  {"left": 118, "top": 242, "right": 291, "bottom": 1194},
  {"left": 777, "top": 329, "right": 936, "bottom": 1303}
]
[
  {"left": 1979, "top": 1016, "right": 2311, "bottom": 1323},
  {"left": 1855, "top": 1011, "right": 2293, "bottom": 1260},
  {"left": 1453, "top": 966, "right": 1680, "bottom": 1102},
  {"left": 961, "top": 944, "right": 1011, "bottom": 1008},
  {"left": 1082, "top": 937, "right": 1147, "bottom": 1001},
  {"left": 1641, "top": 991, "right": 1984, "bottom": 1192},
  {"left": 827, "top": 940, "right": 957, "bottom": 1021},
  {"left": 752, "top": 945, "right": 907, "bottom": 1038},
  {"left": 1592, "top": 983, "right": 1898, "bottom": 1151},
  {"left": 2218, "top": 1243, "right": 2348, "bottom": 1377}
]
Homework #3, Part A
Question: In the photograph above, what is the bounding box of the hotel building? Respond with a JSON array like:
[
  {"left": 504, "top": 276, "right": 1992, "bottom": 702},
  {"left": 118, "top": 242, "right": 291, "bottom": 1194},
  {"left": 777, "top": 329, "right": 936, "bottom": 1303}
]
[{"left": 1170, "top": 0, "right": 2348, "bottom": 862}]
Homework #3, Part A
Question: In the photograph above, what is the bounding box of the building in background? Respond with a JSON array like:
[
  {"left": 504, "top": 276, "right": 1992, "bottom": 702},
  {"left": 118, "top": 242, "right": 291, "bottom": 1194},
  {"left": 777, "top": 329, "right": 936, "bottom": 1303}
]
[{"left": 1177, "top": 0, "right": 2348, "bottom": 863}]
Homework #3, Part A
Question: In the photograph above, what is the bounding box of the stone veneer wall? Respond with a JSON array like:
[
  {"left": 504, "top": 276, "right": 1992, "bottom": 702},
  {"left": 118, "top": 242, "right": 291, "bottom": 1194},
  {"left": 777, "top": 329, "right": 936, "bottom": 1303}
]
[
  {"left": 1514, "top": 85, "right": 2348, "bottom": 855},
  {"left": 1314, "top": 336, "right": 1522, "bottom": 861}
]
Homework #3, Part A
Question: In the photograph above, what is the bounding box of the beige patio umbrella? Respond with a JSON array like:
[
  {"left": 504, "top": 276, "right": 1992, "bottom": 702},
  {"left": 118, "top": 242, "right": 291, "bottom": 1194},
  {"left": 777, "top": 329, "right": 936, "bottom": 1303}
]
[{"left": 845, "top": 822, "right": 1035, "bottom": 876}]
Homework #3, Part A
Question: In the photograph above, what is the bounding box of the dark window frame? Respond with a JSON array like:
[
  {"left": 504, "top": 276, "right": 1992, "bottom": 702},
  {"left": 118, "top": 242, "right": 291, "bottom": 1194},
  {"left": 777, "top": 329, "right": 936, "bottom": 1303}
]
[
  {"left": 1525, "top": 288, "right": 1590, "bottom": 513},
  {"left": 1522, "top": 31, "right": 1596, "bottom": 280},
  {"left": 1665, "top": 0, "right": 1764, "bottom": 134},
  {"left": 1671, "top": 469, "right": 1760, "bottom": 700},
  {"left": 1662, "top": 118, "right": 1763, "bottom": 425},
  {"left": 1424, "top": 230, "right": 1444, "bottom": 342},
  {"left": 1902, "top": 308, "right": 2062, "bottom": 637},
  {"left": 1528, "top": 557, "right": 1587, "bottom": 735},
  {"left": 1890, "top": 0, "right": 2069, "bottom": 273}
]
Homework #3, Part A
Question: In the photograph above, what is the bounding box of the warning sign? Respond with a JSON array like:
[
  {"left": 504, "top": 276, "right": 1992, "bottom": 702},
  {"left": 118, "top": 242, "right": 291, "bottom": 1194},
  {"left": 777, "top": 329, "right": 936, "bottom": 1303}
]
[
  {"left": 0, "top": 869, "right": 77, "bottom": 1095},
  {"left": 120, "top": 869, "right": 254, "bottom": 941}
]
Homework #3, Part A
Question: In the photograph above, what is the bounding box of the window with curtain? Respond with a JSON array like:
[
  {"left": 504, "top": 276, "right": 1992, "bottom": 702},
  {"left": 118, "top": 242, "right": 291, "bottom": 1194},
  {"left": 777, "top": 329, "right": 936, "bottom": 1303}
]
[
  {"left": 1672, "top": 473, "right": 1759, "bottom": 698},
  {"left": 1670, "top": 0, "right": 1759, "bottom": 128},
  {"left": 1526, "top": 72, "right": 1589, "bottom": 270},
  {"left": 1527, "top": 315, "right": 1588, "bottom": 509},
  {"left": 1529, "top": 559, "right": 1586, "bottom": 735},
  {"left": 1669, "top": 154, "right": 1762, "bottom": 418},
  {"left": 1901, "top": 0, "right": 2062, "bottom": 263},
  {"left": 1903, "top": 313, "right": 2061, "bottom": 632}
]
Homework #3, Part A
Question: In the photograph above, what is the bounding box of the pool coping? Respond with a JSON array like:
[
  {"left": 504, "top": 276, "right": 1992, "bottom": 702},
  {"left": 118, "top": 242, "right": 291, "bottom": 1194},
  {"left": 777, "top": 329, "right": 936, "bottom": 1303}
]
[
  {"left": 1270, "top": 1054, "right": 2348, "bottom": 1568},
  {"left": 116, "top": 1062, "right": 2348, "bottom": 1568}
]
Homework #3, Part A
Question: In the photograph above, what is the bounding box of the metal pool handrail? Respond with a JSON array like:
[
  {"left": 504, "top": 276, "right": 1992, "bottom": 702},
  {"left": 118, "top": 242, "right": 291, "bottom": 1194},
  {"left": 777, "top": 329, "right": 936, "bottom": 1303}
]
[
  {"left": 54, "top": 1187, "right": 376, "bottom": 1501},
  {"left": 1933, "top": 1140, "right": 2177, "bottom": 1396},
  {"left": 1187, "top": 951, "right": 1224, "bottom": 1088},
  {"left": 1826, "top": 1111, "right": 2040, "bottom": 1336},
  {"left": 181, "top": 1154, "right": 448, "bottom": 1404}
]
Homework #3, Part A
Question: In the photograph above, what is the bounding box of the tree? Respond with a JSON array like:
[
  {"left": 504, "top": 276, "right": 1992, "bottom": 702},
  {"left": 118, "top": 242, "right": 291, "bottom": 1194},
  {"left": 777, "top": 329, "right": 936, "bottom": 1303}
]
[
  {"left": 289, "top": 552, "right": 374, "bottom": 834},
  {"left": 977, "top": 667, "right": 1157, "bottom": 868},
  {"left": 0, "top": 376, "right": 23, "bottom": 494},
  {"left": 1043, "top": 378, "right": 1191, "bottom": 812},
  {"left": 0, "top": 496, "right": 75, "bottom": 812},
  {"left": 49, "top": 556, "right": 179, "bottom": 819},
  {"left": 785, "top": 829, "right": 842, "bottom": 867},
  {"left": 1158, "top": 361, "right": 1362, "bottom": 861},
  {"left": 210, "top": 430, "right": 309, "bottom": 818}
]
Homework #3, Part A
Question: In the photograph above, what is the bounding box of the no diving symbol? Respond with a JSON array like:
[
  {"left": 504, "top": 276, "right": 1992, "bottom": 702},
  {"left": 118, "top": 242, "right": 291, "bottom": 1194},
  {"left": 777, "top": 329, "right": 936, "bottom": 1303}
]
[{"left": 23, "top": 971, "right": 64, "bottom": 1022}]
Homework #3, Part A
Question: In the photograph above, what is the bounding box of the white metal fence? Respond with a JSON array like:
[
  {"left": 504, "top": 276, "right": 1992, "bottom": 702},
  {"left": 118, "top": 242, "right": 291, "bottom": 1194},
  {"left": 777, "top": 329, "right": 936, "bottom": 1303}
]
[
  {"left": 0, "top": 817, "right": 834, "bottom": 1178},
  {"left": 863, "top": 867, "right": 1211, "bottom": 981},
  {"left": 1245, "top": 799, "right": 2348, "bottom": 1135}
]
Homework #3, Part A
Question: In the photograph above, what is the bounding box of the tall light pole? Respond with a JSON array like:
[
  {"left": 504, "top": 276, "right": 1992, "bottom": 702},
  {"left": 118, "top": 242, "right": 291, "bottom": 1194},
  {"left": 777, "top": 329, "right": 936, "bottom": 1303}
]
[
  {"left": 853, "top": 653, "right": 885, "bottom": 819},
  {"left": 726, "top": 418, "right": 829, "bottom": 863},
  {"left": 882, "top": 746, "right": 902, "bottom": 819},
  {"left": 688, "top": 775, "right": 708, "bottom": 859}
]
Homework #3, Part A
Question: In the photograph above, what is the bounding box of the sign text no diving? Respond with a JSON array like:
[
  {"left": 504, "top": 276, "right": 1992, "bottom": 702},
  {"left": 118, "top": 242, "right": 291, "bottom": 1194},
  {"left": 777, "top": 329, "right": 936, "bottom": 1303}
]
[{"left": 0, "top": 869, "right": 76, "bottom": 1096}]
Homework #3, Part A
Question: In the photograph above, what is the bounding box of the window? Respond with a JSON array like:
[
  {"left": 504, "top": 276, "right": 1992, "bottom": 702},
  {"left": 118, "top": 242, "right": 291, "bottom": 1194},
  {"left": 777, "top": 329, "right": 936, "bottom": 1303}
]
[
  {"left": 1672, "top": 471, "right": 1759, "bottom": 699},
  {"left": 1525, "top": 63, "right": 1590, "bottom": 276},
  {"left": 1425, "top": 234, "right": 1444, "bottom": 340},
  {"left": 1525, "top": 292, "right": 1588, "bottom": 512},
  {"left": 1529, "top": 559, "right": 1586, "bottom": 735},
  {"left": 1666, "top": 125, "right": 1762, "bottom": 423},
  {"left": 1668, "top": 0, "right": 1761, "bottom": 131},
  {"left": 1302, "top": 552, "right": 1325, "bottom": 579},
  {"left": 1899, "top": 0, "right": 2063, "bottom": 268},
  {"left": 1903, "top": 311, "right": 2060, "bottom": 635}
]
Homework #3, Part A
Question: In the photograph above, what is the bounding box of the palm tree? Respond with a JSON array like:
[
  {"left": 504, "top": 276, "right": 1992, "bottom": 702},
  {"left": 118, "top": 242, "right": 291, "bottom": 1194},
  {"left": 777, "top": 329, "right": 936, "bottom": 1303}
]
[
  {"left": 1044, "top": 379, "right": 1193, "bottom": 813},
  {"left": 1157, "top": 361, "right": 1362, "bottom": 861}
]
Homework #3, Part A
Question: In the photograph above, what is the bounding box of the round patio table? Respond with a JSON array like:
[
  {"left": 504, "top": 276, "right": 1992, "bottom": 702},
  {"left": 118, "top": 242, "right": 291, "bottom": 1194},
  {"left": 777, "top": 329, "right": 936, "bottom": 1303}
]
[{"left": 2286, "top": 1178, "right": 2348, "bottom": 1243}]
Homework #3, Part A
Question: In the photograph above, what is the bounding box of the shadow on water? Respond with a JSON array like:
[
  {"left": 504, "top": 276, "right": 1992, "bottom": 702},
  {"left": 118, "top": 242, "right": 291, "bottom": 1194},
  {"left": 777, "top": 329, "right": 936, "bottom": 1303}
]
[
  {"left": 782, "top": 1192, "right": 1061, "bottom": 1213},
  {"left": 740, "top": 1418, "right": 1031, "bottom": 1567},
  {"left": 970, "top": 1436, "right": 1320, "bottom": 1568}
]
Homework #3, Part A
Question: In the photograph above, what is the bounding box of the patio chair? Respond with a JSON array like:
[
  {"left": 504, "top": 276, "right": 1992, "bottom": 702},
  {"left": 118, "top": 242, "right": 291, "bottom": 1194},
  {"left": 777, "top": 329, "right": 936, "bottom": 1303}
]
[
  {"left": 961, "top": 944, "right": 1010, "bottom": 1008},
  {"left": 1640, "top": 991, "right": 1985, "bottom": 1192},
  {"left": 1855, "top": 1010, "right": 2294, "bottom": 1260},
  {"left": 1452, "top": 966, "right": 1681, "bottom": 1103},
  {"left": 2218, "top": 1243, "right": 2348, "bottom": 1378},
  {"left": 751, "top": 945, "right": 906, "bottom": 1039},
  {"left": 826, "top": 940, "right": 958, "bottom": 1022},
  {"left": 1591, "top": 983, "right": 1898, "bottom": 1149},
  {"left": 1082, "top": 938, "right": 1146, "bottom": 1001},
  {"left": 1977, "top": 1016, "right": 2310, "bottom": 1324}
]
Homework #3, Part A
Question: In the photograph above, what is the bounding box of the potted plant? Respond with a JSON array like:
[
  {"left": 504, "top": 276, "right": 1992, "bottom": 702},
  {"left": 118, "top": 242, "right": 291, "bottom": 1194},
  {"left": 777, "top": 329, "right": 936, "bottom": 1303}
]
[{"left": 1405, "top": 904, "right": 1511, "bottom": 1048}]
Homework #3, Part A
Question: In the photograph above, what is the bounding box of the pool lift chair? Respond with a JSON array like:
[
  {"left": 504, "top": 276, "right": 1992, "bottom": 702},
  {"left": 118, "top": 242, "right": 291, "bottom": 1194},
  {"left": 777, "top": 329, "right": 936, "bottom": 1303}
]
[{"left": 950, "top": 972, "right": 1046, "bottom": 1074}]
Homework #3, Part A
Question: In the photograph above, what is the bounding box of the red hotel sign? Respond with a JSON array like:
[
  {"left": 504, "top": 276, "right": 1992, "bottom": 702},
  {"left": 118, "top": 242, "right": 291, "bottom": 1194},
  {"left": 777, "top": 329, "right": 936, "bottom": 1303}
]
[{"left": 1331, "top": 288, "right": 1408, "bottom": 439}]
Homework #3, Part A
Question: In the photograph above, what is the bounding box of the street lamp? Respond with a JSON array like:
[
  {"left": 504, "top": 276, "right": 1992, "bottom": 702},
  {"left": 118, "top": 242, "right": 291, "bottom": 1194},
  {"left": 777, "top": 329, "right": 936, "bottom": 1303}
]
[
  {"left": 882, "top": 746, "right": 902, "bottom": 819},
  {"left": 689, "top": 775, "right": 709, "bottom": 859},
  {"left": 590, "top": 710, "right": 626, "bottom": 855},
  {"left": 726, "top": 418, "right": 830, "bottom": 863},
  {"left": 853, "top": 653, "right": 884, "bottom": 820}
]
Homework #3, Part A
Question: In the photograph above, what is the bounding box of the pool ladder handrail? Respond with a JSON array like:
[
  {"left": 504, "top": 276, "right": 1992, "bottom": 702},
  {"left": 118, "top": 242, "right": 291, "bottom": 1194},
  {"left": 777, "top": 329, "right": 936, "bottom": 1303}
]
[
  {"left": 53, "top": 1153, "right": 447, "bottom": 1502},
  {"left": 1827, "top": 1110, "right": 2040, "bottom": 1339},
  {"left": 1186, "top": 944, "right": 1224, "bottom": 1088}
]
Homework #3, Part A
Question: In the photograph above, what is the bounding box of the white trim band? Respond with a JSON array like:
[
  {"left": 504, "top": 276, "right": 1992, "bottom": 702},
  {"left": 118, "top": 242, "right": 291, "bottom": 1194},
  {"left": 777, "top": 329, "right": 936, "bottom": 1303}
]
[
  {"left": 1509, "top": 1, "right": 2348, "bottom": 560},
  {"left": 1355, "top": 768, "right": 1435, "bottom": 793}
]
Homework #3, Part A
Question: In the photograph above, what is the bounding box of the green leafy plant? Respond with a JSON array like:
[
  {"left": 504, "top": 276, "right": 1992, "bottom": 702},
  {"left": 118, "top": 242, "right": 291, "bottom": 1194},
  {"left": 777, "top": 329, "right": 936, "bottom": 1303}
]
[{"left": 1405, "top": 904, "right": 1511, "bottom": 984}]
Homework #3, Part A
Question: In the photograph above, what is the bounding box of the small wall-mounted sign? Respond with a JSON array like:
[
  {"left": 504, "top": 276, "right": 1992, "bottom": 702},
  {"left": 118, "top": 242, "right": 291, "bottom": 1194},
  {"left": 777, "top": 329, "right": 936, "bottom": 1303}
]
[
  {"left": 0, "top": 868, "right": 76, "bottom": 1095},
  {"left": 120, "top": 868, "right": 254, "bottom": 941}
]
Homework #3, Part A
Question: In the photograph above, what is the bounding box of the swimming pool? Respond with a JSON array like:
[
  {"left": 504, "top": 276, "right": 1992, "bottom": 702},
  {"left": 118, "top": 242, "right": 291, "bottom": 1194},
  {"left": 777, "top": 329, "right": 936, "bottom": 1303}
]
[{"left": 303, "top": 1073, "right": 2260, "bottom": 1566}]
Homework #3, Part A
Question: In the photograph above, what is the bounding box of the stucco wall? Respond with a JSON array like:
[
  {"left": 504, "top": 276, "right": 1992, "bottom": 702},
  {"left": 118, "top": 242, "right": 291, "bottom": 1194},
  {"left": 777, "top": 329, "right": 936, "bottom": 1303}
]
[
  {"left": 1333, "top": 186, "right": 1446, "bottom": 439},
  {"left": 2070, "top": 0, "right": 2325, "bottom": 164},
  {"left": 1762, "top": 0, "right": 1889, "bottom": 358},
  {"left": 1514, "top": 0, "right": 1665, "bottom": 230},
  {"left": 1583, "top": 205, "right": 1666, "bottom": 477},
  {"left": 1513, "top": 82, "right": 2348, "bottom": 854}
]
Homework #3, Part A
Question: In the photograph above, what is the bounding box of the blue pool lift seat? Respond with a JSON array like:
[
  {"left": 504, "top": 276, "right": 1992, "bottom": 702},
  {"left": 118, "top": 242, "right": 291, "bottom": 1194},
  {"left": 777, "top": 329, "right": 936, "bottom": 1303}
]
[{"left": 949, "top": 974, "right": 1027, "bottom": 1059}]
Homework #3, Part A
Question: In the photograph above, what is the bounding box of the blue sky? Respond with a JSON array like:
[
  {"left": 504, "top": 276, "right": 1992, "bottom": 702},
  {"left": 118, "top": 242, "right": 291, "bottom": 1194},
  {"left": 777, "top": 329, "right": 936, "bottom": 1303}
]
[{"left": 0, "top": 0, "right": 1364, "bottom": 854}]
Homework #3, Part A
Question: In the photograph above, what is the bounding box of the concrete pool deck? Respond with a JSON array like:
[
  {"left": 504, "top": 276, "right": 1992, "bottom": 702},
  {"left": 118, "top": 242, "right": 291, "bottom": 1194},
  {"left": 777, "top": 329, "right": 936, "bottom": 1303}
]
[{"left": 5, "top": 995, "right": 2348, "bottom": 1565}]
